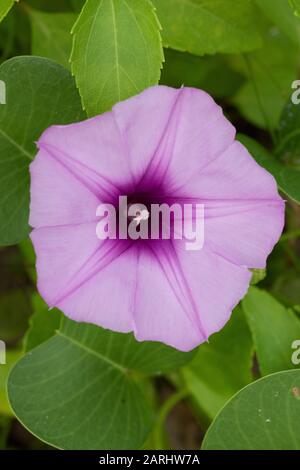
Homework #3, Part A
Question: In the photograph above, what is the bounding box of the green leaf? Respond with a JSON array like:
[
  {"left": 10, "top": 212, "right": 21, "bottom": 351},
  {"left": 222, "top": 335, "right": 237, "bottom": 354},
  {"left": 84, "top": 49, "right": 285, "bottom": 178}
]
[
  {"left": 24, "top": 295, "right": 62, "bottom": 353},
  {"left": 25, "top": 0, "right": 71, "bottom": 12},
  {"left": 272, "top": 275, "right": 300, "bottom": 307},
  {"left": 277, "top": 100, "right": 300, "bottom": 166},
  {"left": 71, "top": 0, "right": 163, "bottom": 116},
  {"left": 0, "top": 0, "right": 16, "bottom": 23},
  {"left": 242, "top": 287, "right": 300, "bottom": 375},
  {"left": 232, "top": 29, "right": 299, "bottom": 130},
  {"left": 152, "top": 0, "right": 262, "bottom": 55},
  {"left": 0, "top": 56, "right": 85, "bottom": 246},
  {"left": 256, "top": 0, "right": 300, "bottom": 45},
  {"left": 0, "top": 349, "right": 22, "bottom": 415},
  {"left": 8, "top": 317, "right": 194, "bottom": 449},
  {"left": 160, "top": 48, "right": 245, "bottom": 99},
  {"left": 238, "top": 134, "right": 300, "bottom": 204},
  {"left": 182, "top": 307, "right": 253, "bottom": 422},
  {"left": 70, "top": 0, "right": 86, "bottom": 13},
  {"left": 290, "top": 0, "right": 300, "bottom": 17},
  {"left": 0, "top": 4, "right": 31, "bottom": 63},
  {"left": 202, "top": 370, "right": 300, "bottom": 449},
  {"left": 28, "top": 9, "right": 77, "bottom": 69}
]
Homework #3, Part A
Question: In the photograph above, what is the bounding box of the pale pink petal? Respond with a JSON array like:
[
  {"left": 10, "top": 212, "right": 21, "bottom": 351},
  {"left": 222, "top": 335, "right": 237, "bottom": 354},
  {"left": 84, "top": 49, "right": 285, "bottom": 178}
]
[
  {"left": 177, "top": 141, "right": 283, "bottom": 200},
  {"left": 57, "top": 245, "right": 138, "bottom": 333},
  {"left": 31, "top": 224, "right": 137, "bottom": 333},
  {"left": 37, "top": 111, "right": 134, "bottom": 197},
  {"left": 30, "top": 223, "right": 101, "bottom": 305},
  {"left": 204, "top": 200, "right": 284, "bottom": 268},
  {"left": 113, "top": 86, "right": 235, "bottom": 187},
  {"left": 29, "top": 148, "right": 99, "bottom": 228},
  {"left": 173, "top": 141, "right": 285, "bottom": 267},
  {"left": 132, "top": 243, "right": 251, "bottom": 351}
]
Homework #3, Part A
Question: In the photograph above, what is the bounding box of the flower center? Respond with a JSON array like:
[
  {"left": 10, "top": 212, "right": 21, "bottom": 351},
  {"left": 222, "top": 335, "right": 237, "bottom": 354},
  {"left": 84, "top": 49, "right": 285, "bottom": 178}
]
[{"left": 133, "top": 208, "right": 150, "bottom": 226}]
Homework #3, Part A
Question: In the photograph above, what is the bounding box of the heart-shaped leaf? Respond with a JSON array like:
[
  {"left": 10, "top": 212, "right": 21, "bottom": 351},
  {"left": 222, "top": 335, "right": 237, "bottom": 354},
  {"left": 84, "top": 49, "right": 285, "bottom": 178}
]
[
  {"left": 202, "top": 370, "right": 300, "bottom": 450},
  {"left": 8, "top": 317, "right": 195, "bottom": 449}
]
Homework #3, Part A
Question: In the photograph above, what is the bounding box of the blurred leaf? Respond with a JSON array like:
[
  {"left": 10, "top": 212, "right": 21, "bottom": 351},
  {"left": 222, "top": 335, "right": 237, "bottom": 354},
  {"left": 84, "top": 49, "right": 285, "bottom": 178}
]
[
  {"left": 160, "top": 48, "right": 244, "bottom": 98},
  {"left": 8, "top": 317, "right": 194, "bottom": 449},
  {"left": 182, "top": 307, "right": 253, "bottom": 422},
  {"left": 0, "top": 0, "right": 17, "bottom": 23},
  {"left": 232, "top": 28, "right": 299, "bottom": 130},
  {"left": 202, "top": 370, "right": 300, "bottom": 449},
  {"left": 272, "top": 275, "right": 300, "bottom": 307},
  {"left": 152, "top": 0, "right": 262, "bottom": 55},
  {"left": 70, "top": 0, "right": 85, "bottom": 12},
  {"left": 0, "top": 348, "right": 22, "bottom": 415},
  {"left": 238, "top": 134, "right": 300, "bottom": 204},
  {"left": 25, "top": 0, "right": 72, "bottom": 12},
  {"left": 0, "top": 289, "right": 31, "bottom": 344},
  {"left": 0, "top": 11, "right": 15, "bottom": 62},
  {"left": 0, "top": 245, "right": 32, "bottom": 345},
  {"left": 277, "top": 100, "right": 300, "bottom": 166},
  {"left": 0, "top": 415, "right": 11, "bottom": 449},
  {"left": 11, "top": 4, "right": 31, "bottom": 55},
  {"left": 0, "top": 4, "right": 31, "bottom": 62},
  {"left": 294, "top": 305, "right": 300, "bottom": 315},
  {"left": 28, "top": 9, "right": 76, "bottom": 69},
  {"left": 0, "top": 244, "right": 32, "bottom": 288},
  {"left": 24, "top": 295, "right": 61, "bottom": 352},
  {"left": 261, "top": 242, "right": 290, "bottom": 287},
  {"left": 71, "top": 0, "right": 163, "bottom": 116},
  {"left": 242, "top": 287, "right": 300, "bottom": 375},
  {"left": 290, "top": 0, "right": 300, "bottom": 16},
  {"left": 0, "top": 56, "right": 85, "bottom": 246},
  {"left": 256, "top": 0, "right": 300, "bottom": 45}
]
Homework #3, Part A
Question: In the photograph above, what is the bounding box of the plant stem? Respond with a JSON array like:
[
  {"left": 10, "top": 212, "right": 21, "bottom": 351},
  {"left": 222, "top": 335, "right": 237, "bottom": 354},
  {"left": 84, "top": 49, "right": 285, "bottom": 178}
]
[{"left": 153, "top": 389, "right": 189, "bottom": 450}]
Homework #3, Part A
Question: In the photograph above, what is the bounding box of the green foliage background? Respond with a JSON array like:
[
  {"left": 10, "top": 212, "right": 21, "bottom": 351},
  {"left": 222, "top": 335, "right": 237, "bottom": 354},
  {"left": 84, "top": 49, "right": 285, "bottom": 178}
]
[{"left": 1, "top": 0, "right": 300, "bottom": 450}]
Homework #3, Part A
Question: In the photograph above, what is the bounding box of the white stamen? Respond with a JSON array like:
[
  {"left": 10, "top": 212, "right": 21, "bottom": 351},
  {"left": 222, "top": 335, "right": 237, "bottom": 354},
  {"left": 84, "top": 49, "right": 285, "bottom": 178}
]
[{"left": 134, "top": 208, "right": 149, "bottom": 226}]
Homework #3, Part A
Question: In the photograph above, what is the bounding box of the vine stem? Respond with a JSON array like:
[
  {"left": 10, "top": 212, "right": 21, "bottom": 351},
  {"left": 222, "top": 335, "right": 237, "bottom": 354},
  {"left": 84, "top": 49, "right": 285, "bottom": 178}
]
[{"left": 153, "top": 389, "right": 189, "bottom": 450}]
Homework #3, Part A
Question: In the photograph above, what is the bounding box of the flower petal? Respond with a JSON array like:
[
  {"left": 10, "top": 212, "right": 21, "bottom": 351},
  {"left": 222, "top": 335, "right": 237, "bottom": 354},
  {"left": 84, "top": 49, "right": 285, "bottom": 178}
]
[
  {"left": 132, "top": 242, "right": 251, "bottom": 351},
  {"left": 31, "top": 224, "right": 137, "bottom": 333},
  {"left": 177, "top": 141, "right": 285, "bottom": 267},
  {"left": 29, "top": 148, "right": 99, "bottom": 228},
  {"left": 37, "top": 111, "right": 134, "bottom": 199},
  {"left": 31, "top": 223, "right": 101, "bottom": 305},
  {"left": 57, "top": 245, "right": 138, "bottom": 333},
  {"left": 204, "top": 200, "right": 284, "bottom": 268},
  {"left": 113, "top": 86, "right": 235, "bottom": 188}
]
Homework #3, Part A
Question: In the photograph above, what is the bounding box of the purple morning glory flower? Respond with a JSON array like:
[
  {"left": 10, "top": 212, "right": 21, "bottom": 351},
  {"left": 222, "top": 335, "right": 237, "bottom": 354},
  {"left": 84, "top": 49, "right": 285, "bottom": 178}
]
[{"left": 29, "top": 86, "right": 284, "bottom": 351}]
